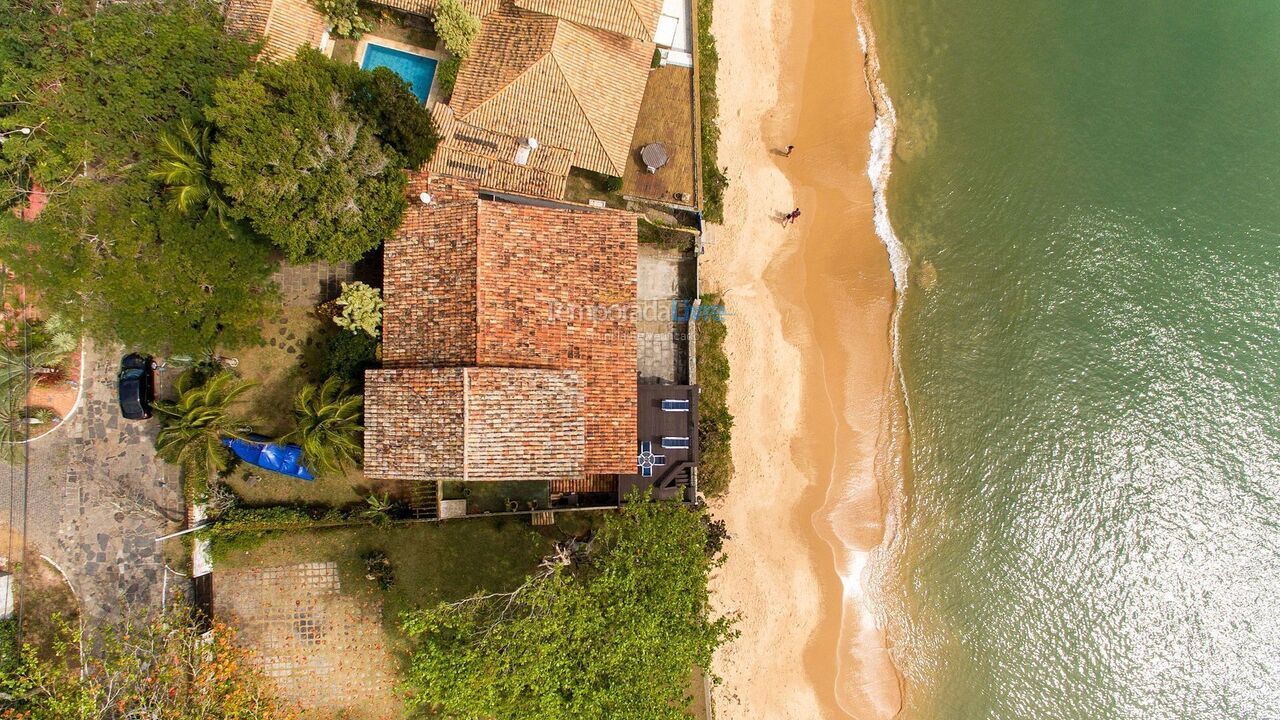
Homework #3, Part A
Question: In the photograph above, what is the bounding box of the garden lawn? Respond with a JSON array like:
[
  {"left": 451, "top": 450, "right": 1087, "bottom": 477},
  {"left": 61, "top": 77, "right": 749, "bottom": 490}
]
[{"left": 212, "top": 518, "right": 579, "bottom": 636}]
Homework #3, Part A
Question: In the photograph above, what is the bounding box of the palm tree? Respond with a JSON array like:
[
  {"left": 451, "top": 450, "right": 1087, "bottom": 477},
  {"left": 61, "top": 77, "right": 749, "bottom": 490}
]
[
  {"left": 0, "top": 379, "right": 30, "bottom": 464},
  {"left": 0, "top": 326, "right": 73, "bottom": 392},
  {"left": 150, "top": 118, "right": 229, "bottom": 221},
  {"left": 284, "top": 376, "right": 363, "bottom": 476},
  {"left": 153, "top": 371, "right": 254, "bottom": 480}
]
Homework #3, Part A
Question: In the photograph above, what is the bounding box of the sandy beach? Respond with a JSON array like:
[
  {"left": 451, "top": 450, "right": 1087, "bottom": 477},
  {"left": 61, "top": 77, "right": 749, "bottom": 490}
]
[{"left": 703, "top": 0, "right": 903, "bottom": 718}]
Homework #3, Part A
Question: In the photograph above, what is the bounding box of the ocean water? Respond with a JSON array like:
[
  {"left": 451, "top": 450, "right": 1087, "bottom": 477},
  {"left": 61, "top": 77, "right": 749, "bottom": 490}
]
[{"left": 863, "top": 1, "right": 1280, "bottom": 719}]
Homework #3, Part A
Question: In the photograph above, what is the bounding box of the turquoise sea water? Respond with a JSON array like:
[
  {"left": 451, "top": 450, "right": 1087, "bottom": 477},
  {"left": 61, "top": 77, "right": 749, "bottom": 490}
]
[{"left": 865, "top": 1, "right": 1280, "bottom": 718}]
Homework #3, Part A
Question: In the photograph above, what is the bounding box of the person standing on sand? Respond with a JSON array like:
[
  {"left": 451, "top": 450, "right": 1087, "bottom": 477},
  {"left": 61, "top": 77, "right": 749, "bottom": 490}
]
[
  {"left": 783, "top": 144, "right": 795, "bottom": 157},
  {"left": 783, "top": 208, "right": 802, "bottom": 227}
]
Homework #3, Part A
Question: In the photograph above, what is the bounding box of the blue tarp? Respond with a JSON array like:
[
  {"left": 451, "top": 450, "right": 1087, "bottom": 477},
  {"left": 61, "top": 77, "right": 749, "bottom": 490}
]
[{"left": 222, "top": 436, "right": 316, "bottom": 481}]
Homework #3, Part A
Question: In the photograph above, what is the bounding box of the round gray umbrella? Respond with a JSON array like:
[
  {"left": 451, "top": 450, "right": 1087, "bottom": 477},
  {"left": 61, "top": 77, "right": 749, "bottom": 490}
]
[{"left": 641, "top": 143, "right": 669, "bottom": 173}]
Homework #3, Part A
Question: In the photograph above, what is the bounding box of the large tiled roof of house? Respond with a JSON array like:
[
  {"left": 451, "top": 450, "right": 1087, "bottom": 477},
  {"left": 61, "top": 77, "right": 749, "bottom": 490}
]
[
  {"left": 427, "top": 105, "right": 572, "bottom": 200},
  {"left": 223, "top": 0, "right": 327, "bottom": 61},
  {"left": 513, "top": 0, "right": 663, "bottom": 40},
  {"left": 364, "top": 367, "right": 585, "bottom": 482},
  {"left": 378, "top": 174, "right": 638, "bottom": 475},
  {"left": 449, "top": 2, "right": 653, "bottom": 177}
]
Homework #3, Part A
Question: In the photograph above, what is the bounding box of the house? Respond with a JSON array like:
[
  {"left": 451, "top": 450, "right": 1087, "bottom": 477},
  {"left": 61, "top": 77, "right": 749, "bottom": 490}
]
[
  {"left": 363, "top": 175, "right": 641, "bottom": 513},
  {"left": 448, "top": 1, "right": 655, "bottom": 178},
  {"left": 223, "top": 0, "right": 330, "bottom": 61}
]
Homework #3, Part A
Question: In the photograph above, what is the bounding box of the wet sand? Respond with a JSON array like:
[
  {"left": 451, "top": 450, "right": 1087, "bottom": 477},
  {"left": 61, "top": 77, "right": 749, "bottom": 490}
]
[{"left": 703, "top": 0, "right": 902, "bottom": 717}]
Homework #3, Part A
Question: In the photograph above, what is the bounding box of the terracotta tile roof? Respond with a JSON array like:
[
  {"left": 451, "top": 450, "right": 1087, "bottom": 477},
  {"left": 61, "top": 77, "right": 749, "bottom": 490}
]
[
  {"left": 427, "top": 105, "right": 572, "bottom": 199},
  {"left": 514, "top": 0, "right": 663, "bottom": 40},
  {"left": 224, "top": 0, "right": 327, "bottom": 61},
  {"left": 450, "top": 2, "right": 653, "bottom": 177},
  {"left": 364, "top": 367, "right": 585, "bottom": 482},
  {"left": 377, "top": 174, "right": 638, "bottom": 475}
]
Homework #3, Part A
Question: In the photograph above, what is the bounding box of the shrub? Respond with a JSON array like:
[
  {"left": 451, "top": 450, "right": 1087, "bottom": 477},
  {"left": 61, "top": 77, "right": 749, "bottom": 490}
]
[
  {"left": 604, "top": 175, "right": 624, "bottom": 193},
  {"left": 323, "top": 330, "right": 379, "bottom": 386},
  {"left": 332, "top": 281, "right": 384, "bottom": 337},
  {"left": 363, "top": 549, "right": 395, "bottom": 589},
  {"left": 435, "top": 55, "right": 462, "bottom": 101},
  {"left": 353, "top": 68, "right": 440, "bottom": 168},
  {"left": 434, "top": 0, "right": 481, "bottom": 57},
  {"left": 314, "top": 0, "right": 371, "bottom": 38},
  {"left": 697, "top": 0, "right": 727, "bottom": 223},
  {"left": 696, "top": 293, "right": 733, "bottom": 495}
]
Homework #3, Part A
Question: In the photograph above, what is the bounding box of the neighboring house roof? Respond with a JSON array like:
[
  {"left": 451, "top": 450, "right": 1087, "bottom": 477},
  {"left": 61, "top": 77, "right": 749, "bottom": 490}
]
[
  {"left": 223, "top": 0, "right": 327, "bottom": 61},
  {"left": 513, "top": 0, "right": 663, "bottom": 40},
  {"left": 377, "top": 174, "right": 638, "bottom": 475},
  {"left": 450, "top": 2, "right": 653, "bottom": 177},
  {"left": 364, "top": 367, "right": 585, "bottom": 483},
  {"left": 427, "top": 104, "right": 572, "bottom": 200}
]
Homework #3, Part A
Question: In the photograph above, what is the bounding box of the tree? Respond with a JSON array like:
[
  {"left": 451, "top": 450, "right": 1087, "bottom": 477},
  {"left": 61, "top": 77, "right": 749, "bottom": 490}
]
[
  {"left": 0, "top": 191, "right": 280, "bottom": 356},
  {"left": 312, "top": 0, "right": 370, "bottom": 39},
  {"left": 352, "top": 68, "right": 440, "bottom": 169},
  {"left": 434, "top": 0, "right": 481, "bottom": 57},
  {"left": 0, "top": 0, "right": 257, "bottom": 192},
  {"left": 153, "top": 371, "right": 254, "bottom": 481},
  {"left": 0, "top": 605, "right": 297, "bottom": 718},
  {"left": 332, "top": 281, "right": 384, "bottom": 338},
  {"left": 401, "top": 499, "right": 736, "bottom": 720},
  {"left": 151, "top": 118, "right": 230, "bottom": 221},
  {"left": 283, "top": 376, "right": 363, "bottom": 476},
  {"left": 206, "top": 50, "right": 408, "bottom": 263}
]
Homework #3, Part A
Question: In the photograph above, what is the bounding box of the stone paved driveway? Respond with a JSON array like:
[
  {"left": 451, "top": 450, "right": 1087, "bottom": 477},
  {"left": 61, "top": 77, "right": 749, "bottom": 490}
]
[{"left": 1, "top": 341, "right": 183, "bottom": 620}]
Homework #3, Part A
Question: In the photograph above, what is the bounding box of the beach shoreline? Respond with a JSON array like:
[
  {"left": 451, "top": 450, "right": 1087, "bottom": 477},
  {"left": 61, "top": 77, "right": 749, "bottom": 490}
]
[{"left": 704, "top": 0, "right": 904, "bottom": 718}]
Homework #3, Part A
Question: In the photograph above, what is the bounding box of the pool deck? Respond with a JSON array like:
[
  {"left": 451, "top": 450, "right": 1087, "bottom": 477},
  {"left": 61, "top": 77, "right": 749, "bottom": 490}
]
[{"left": 355, "top": 35, "right": 446, "bottom": 106}]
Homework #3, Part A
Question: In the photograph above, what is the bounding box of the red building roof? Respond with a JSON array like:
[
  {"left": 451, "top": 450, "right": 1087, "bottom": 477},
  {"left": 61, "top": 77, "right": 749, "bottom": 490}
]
[{"left": 368, "top": 175, "right": 637, "bottom": 480}]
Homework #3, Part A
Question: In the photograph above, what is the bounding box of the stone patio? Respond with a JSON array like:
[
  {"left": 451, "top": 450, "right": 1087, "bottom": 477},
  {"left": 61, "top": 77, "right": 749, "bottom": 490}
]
[
  {"left": 637, "top": 245, "right": 696, "bottom": 384},
  {"left": 217, "top": 562, "right": 402, "bottom": 719}
]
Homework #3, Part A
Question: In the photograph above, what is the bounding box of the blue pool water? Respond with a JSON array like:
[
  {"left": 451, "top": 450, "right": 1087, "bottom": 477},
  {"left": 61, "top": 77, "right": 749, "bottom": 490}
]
[{"left": 360, "top": 43, "right": 437, "bottom": 103}]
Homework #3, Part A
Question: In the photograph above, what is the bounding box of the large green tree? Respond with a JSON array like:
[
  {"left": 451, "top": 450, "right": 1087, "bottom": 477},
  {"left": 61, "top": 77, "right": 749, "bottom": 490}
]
[
  {"left": 207, "top": 50, "right": 409, "bottom": 263},
  {"left": 0, "top": 0, "right": 276, "bottom": 355},
  {"left": 401, "top": 500, "right": 736, "bottom": 720},
  {"left": 0, "top": 0, "right": 257, "bottom": 194}
]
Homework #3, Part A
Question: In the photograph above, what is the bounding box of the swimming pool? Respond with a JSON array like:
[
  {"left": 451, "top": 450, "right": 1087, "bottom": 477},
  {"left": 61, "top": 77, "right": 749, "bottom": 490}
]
[{"left": 360, "top": 42, "right": 437, "bottom": 103}]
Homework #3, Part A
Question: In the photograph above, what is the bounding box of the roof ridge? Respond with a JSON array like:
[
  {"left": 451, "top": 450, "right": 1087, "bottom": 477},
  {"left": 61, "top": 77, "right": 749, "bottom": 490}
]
[{"left": 545, "top": 39, "right": 620, "bottom": 175}]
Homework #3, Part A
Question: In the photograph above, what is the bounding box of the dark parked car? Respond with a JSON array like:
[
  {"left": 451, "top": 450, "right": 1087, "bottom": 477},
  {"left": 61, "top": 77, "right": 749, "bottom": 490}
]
[{"left": 118, "top": 354, "right": 156, "bottom": 420}]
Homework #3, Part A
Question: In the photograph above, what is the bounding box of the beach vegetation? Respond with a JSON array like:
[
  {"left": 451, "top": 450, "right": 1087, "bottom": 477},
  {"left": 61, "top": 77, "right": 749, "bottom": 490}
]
[
  {"left": 696, "top": 0, "right": 728, "bottom": 223},
  {"left": 696, "top": 292, "right": 734, "bottom": 495},
  {"left": 0, "top": 605, "right": 295, "bottom": 718},
  {"left": 401, "top": 498, "right": 735, "bottom": 719}
]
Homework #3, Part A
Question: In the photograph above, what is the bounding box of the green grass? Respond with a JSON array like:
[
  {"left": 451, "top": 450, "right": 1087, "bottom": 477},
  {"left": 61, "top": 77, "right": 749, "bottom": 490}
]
[
  {"left": 565, "top": 168, "right": 625, "bottom": 208},
  {"left": 697, "top": 0, "right": 727, "bottom": 224},
  {"left": 695, "top": 292, "right": 733, "bottom": 496},
  {"left": 213, "top": 518, "right": 589, "bottom": 637},
  {"left": 441, "top": 480, "right": 550, "bottom": 514},
  {"left": 221, "top": 464, "right": 373, "bottom": 509}
]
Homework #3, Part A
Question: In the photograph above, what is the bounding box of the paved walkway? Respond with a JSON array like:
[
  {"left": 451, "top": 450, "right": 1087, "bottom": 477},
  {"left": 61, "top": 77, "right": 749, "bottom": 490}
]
[
  {"left": 217, "top": 563, "right": 402, "bottom": 719},
  {"left": 1, "top": 342, "right": 183, "bottom": 620}
]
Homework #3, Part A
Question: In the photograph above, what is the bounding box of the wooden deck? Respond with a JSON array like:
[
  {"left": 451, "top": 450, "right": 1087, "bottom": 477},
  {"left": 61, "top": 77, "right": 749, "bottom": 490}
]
[{"left": 622, "top": 66, "right": 697, "bottom": 206}]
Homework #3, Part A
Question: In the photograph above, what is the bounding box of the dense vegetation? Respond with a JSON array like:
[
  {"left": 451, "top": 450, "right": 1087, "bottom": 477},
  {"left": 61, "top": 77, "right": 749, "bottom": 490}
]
[
  {"left": 0, "top": 607, "right": 294, "bottom": 718},
  {"left": 0, "top": 0, "right": 276, "bottom": 356},
  {"left": 696, "top": 293, "right": 734, "bottom": 495},
  {"left": 697, "top": 0, "right": 728, "bottom": 223},
  {"left": 402, "top": 499, "right": 735, "bottom": 719},
  {"left": 0, "top": 0, "right": 436, "bottom": 354}
]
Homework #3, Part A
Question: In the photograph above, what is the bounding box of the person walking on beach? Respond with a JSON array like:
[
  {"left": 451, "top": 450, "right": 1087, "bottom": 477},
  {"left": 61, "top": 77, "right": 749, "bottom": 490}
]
[
  {"left": 783, "top": 144, "right": 795, "bottom": 157},
  {"left": 783, "top": 207, "right": 802, "bottom": 227}
]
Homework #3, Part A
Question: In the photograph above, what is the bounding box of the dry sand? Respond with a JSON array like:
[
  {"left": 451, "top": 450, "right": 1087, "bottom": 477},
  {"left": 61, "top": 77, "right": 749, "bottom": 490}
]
[{"left": 703, "top": 0, "right": 903, "bottom": 718}]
